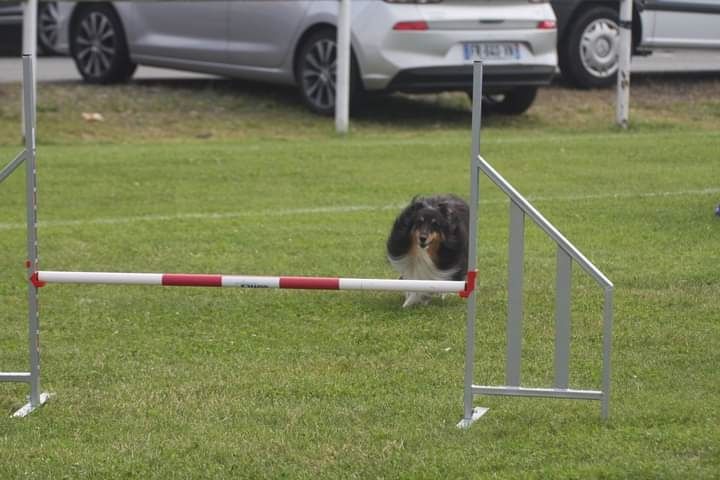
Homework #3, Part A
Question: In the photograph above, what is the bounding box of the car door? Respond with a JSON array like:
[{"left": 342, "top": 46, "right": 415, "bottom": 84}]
[
  {"left": 118, "top": 0, "right": 229, "bottom": 63},
  {"left": 643, "top": 0, "right": 720, "bottom": 48},
  {"left": 227, "top": 0, "right": 311, "bottom": 69}
]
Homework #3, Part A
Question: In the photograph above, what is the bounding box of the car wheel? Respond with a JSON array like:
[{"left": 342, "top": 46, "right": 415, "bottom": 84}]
[
  {"left": 481, "top": 87, "right": 537, "bottom": 115},
  {"left": 296, "top": 29, "right": 360, "bottom": 116},
  {"left": 560, "top": 6, "right": 620, "bottom": 88},
  {"left": 37, "top": 2, "right": 61, "bottom": 55},
  {"left": 70, "top": 5, "right": 136, "bottom": 84}
]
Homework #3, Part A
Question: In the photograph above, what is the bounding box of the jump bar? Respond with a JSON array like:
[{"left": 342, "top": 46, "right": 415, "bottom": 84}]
[{"left": 34, "top": 271, "right": 470, "bottom": 295}]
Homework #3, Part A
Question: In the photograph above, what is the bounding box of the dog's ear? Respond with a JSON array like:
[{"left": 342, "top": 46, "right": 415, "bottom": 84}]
[
  {"left": 399, "top": 196, "right": 423, "bottom": 228},
  {"left": 410, "top": 195, "right": 426, "bottom": 211},
  {"left": 438, "top": 201, "right": 453, "bottom": 218},
  {"left": 438, "top": 201, "right": 458, "bottom": 234}
]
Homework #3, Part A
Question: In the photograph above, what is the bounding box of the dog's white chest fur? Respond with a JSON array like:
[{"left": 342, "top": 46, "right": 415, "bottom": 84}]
[
  {"left": 388, "top": 248, "right": 457, "bottom": 282},
  {"left": 388, "top": 249, "right": 460, "bottom": 307}
]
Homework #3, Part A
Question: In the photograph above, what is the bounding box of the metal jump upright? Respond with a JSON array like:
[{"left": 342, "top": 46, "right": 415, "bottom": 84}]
[
  {"left": 457, "top": 62, "right": 614, "bottom": 428},
  {"left": 0, "top": 55, "right": 50, "bottom": 417}
]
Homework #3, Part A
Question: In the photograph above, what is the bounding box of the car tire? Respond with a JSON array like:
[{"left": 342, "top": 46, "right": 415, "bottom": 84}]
[
  {"left": 70, "top": 4, "right": 136, "bottom": 84},
  {"left": 479, "top": 87, "right": 538, "bottom": 115},
  {"left": 37, "top": 2, "right": 62, "bottom": 55},
  {"left": 560, "top": 6, "right": 620, "bottom": 89},
  {"left": 296, "top": 29, "right": 361, "bottom": 116}
]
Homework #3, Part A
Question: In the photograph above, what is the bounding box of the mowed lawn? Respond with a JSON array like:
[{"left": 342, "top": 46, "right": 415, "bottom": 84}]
[{"left": 1, "top": 77, "right": 719, "bottom": 478}]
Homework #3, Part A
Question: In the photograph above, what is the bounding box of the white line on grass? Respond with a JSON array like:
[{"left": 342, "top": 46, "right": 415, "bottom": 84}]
[
  {"left": 1, "top": 187, "right": 718, "bottom": 232},
  {"left": 338, "top": 130, "right": 720, "bottom": 148}
]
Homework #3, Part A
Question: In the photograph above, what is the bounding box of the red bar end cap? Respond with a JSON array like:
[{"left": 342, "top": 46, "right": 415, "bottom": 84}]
[
  {"left": 459, "top": 270, "right": 477, "bottom": 299},
  {"left": 30, "top": 272, "right": 46, "bottom": 288}
]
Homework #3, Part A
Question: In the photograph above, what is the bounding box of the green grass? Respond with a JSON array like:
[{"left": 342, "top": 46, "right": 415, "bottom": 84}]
[{"left": 1, "top": 77, "right": 719, "bottom": 478}]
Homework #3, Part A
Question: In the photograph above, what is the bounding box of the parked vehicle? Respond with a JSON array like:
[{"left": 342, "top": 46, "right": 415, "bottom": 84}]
[
  {"left": 551, "top": 0, "right": 720, "bottom": 88},
  {"left": 54, "top": 0, "right": 558, "bottom": 115},
  {"left": 0, "top": 1, "right": 62, "bottom": 54}
]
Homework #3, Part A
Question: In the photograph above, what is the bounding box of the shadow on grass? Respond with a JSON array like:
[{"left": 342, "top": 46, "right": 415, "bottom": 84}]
[
  {"left": 128, "top": 77, "right": 485, "bottom": 129},
  {"left": 126, "top": 71, "right": 720, "bottom": 131}
]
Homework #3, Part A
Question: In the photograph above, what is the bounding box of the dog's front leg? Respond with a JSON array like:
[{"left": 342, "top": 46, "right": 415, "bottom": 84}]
[{"left": 403, "top": 292, "right": 431, "bottom": 308}]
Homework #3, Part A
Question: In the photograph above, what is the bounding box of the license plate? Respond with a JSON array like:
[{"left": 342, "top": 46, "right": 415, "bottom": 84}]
[{"left": 463, "top": 42, "right": 521, "bottom": 61}]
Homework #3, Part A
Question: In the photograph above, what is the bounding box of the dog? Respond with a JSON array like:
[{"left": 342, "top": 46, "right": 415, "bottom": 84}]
[{"left": 386, "top": 194, "right": 470, "bottom": 307}]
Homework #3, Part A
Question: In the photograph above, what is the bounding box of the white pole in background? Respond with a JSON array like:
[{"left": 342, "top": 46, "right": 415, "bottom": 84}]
[
  {"left": 335, "top": 0, "right": 351, "bottom": 134},
  {"left": 21, "top": 0, "right": 38, "bottom": 139},
  {"left": 21, "top": 0, "right": 37, "bottom": 57},
  {"left": 616, "top": 0, "right": 632, "bottom": 129}
]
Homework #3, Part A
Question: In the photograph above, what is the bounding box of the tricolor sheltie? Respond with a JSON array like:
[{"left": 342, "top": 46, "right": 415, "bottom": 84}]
[{"left": 386, "top": 194, "right": 470, "bottom": 307}]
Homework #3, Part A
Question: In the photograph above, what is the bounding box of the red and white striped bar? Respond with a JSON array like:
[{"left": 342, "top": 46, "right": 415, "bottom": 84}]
[{"left": 34, "top": 271, "right": 470, "bottom": 295}]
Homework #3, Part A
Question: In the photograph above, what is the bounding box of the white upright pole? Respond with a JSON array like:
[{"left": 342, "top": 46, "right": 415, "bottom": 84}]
[
  {"left": 21, "top": 0, "right": 37, "bottom": 57},
  {"left": 616, "top": 0, "right": 632, "bottom": 129},
  {"left": 335, "top": 0, "right": 351, "bottom": 134},
  {"left": 21, "top": 0, "right": 38, "bottom": 139}
]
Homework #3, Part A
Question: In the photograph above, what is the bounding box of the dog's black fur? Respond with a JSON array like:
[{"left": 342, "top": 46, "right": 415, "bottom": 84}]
[{"left": 386, "top": 195, "right": 469, "bottom": 306}]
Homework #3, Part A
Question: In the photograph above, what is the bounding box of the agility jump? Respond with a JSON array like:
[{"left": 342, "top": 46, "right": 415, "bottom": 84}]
[
  {"left": 1, "top": 57, "right": 613, "bottom": 426},
  {"left": 32, "top": 271, "right": 474, "bottom": 296}
]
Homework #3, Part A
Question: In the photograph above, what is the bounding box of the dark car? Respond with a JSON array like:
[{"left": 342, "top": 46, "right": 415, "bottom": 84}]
[
  {"left": 0, "top": 1, "right": 62, "bottom": 54},
  {"left": 551, "top": 0, "right": 720, "bottom": 88}
]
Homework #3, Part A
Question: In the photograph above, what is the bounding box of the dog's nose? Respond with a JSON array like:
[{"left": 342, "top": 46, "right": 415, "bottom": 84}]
[{"left": 419, "top": 235, "right": 428, "bottom": 245}]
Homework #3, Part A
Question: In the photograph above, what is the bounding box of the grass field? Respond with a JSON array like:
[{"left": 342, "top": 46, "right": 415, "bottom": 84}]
[{"left": 1, "top": 76, "right": 719, "bottom": 478}]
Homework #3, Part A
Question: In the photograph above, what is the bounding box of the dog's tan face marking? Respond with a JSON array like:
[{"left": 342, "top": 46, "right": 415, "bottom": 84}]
[
  {"left": 411, "top": 219, "right": 443, "bottom": 262},
  {"left": 424, "top": 231, "right": 442, "bottom": 262},
  {"left": 412, "top": 229, "right": 439, "bottom": 247}
]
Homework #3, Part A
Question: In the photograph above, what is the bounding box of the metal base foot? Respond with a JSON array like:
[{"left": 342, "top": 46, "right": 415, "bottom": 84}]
[
  {"left": 12, "top": 392, "right": 50, "bottom": 418},
  {"left": 456, "top": 406, "right": 489, "bottom": 429}
]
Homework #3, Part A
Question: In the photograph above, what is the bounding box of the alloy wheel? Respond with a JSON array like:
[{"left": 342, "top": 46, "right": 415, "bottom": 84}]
[
  {"left": 301, "top": 38, "right": 337, "bottom": 112},
  {"left": 74, "top": 12, "right": 118, "bottom": 79},
  {"left": 38, "top": 2, "right": 61, "bottom": 53}
]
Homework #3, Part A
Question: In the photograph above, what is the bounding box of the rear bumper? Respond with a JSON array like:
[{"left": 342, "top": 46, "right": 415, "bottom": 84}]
[{"left": 387, "top": 64, "right": 557, "bottom": 93}]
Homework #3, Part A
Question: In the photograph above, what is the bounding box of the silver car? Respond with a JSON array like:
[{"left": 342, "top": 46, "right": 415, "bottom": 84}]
[{"left": 56, "top": 0, "right": 558, "bottom": 115}]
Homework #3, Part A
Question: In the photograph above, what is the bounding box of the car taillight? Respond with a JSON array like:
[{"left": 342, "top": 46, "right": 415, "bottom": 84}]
[
  {"left": 537, "top": 20, "right": 557, "bottom": 29},
  {"left": 393, "top": 21, "right": 429, "bottom": 31}
]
